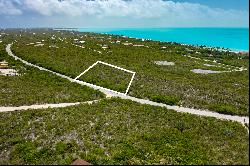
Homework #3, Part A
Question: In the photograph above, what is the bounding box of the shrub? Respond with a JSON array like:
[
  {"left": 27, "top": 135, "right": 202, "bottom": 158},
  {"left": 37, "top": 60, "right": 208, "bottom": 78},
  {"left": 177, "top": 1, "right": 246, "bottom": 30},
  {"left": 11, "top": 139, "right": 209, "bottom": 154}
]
[
  {"left": 209, "top": 104, "right": 238, "bottom": 115},
  {"left": 151, "top": 95, "right": 180, "bottom": 106}
]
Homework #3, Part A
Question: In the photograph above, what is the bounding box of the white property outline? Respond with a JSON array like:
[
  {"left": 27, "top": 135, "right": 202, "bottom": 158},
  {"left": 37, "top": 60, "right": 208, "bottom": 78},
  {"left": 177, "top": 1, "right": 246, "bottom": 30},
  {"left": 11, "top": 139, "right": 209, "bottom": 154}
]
[{"left": 74, "top": 61, "right": 136, "bottom": 95}]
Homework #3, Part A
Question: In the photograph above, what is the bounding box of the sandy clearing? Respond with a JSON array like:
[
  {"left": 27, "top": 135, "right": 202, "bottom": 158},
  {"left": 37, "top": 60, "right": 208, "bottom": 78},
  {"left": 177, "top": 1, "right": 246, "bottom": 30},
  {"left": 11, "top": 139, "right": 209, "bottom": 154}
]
[
  {"left": 191, "top": 69, "right": 225, "bottom": 74},
  {"left": 155, "top": 61, "right": 175, "bottom": 66},
  {"left": 0, "top": 68, "right": 19, "bottom": 76},
  {"left": 34, "top": 44, "right": 44, "bottom": 47},
  {"left": 204, "top": 64, "right": 216, "bottom": 67},
  {"left": 186, "top": 55, "right": 247, "bottom": 71}
]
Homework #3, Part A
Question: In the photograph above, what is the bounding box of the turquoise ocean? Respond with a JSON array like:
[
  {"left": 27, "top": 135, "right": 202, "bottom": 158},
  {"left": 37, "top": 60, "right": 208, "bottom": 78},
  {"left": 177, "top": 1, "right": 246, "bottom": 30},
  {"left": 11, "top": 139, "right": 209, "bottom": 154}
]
[{"left": 77, "top": 28, "right": 249, "bottom": 52}]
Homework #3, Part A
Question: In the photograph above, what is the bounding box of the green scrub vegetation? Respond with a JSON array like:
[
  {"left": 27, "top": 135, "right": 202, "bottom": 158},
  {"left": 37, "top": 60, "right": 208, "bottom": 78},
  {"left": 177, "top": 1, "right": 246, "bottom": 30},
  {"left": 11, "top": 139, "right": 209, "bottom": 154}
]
[
  {"left": 0, "top": 98, "right": 248, "bottom": 165},
  {"left": 0, "top": 43, "right": 104, "bottom": 106},
  {"left": 0, "top": 29, "right": 248, "bottom": 165},
  {"left": 1, "top": 28, "right": 249, "bottom": 115}
]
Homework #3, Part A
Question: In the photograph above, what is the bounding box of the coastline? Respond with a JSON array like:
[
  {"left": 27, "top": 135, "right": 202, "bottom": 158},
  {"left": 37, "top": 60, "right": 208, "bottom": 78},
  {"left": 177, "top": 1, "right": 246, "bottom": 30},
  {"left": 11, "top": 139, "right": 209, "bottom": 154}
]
[{"left": 53, "top": 28, "right": 249, "bottom": 54}]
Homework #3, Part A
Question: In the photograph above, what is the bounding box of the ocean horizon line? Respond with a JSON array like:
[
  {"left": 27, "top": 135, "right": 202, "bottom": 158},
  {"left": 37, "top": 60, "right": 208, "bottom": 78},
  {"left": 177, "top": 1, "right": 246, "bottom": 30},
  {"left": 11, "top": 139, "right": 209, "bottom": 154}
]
[
  {"left": 75, "top": 27, "right": 249, "bottom": 52},
  {"left": 54, "top": 27, "right": 249, "bottom": 29}
]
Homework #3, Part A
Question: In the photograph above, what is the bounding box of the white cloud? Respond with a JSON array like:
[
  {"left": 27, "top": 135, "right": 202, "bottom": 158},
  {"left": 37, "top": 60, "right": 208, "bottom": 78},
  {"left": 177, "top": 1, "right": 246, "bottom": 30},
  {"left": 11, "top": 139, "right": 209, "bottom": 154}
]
[
  {"left": 0, "top": 0, "right": 248, "bottom": 27},
  {"left": 0, "top": 0, "right": 22, "bottom": 15},
  {"left": 18, "top": 0, "right": 248, "bottom": 18},
  {"left": 23, "top": 0, "right": 84, "bottom": 16}
]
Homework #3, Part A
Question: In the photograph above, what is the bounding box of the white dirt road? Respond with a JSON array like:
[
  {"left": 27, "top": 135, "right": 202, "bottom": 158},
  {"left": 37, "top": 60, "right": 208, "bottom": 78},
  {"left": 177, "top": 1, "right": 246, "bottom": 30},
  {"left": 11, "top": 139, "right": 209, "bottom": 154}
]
[{"left": 0, "top": 100, "right": 100, "bottom": 113}]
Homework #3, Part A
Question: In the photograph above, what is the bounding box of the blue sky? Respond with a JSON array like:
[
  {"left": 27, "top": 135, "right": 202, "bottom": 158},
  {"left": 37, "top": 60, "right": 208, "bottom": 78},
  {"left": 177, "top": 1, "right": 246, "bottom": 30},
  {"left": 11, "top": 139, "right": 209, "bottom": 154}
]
[
  {"left": 171, "top": 0, "right": 249, "bottom": 10},
  {"left": 0, "top": 0, "right": 249, "bottom": 28}
]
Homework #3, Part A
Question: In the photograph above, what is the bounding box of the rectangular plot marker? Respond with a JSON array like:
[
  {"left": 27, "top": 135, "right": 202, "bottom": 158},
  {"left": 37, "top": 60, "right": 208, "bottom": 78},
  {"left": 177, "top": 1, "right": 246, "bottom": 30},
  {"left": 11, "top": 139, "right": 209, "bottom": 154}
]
[{"left": 75, "top": 61, "right": 136, "bottom": 95}]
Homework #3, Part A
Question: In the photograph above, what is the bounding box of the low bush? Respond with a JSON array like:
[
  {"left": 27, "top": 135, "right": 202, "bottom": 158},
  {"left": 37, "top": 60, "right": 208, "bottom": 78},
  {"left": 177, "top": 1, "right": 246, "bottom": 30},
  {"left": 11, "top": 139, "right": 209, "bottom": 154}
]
[
  {"left": 209, "top": 104, "right": 243, "bottom": 115},
  {"left": 151, "top": 95, "right": 180, "bottom": 105}
]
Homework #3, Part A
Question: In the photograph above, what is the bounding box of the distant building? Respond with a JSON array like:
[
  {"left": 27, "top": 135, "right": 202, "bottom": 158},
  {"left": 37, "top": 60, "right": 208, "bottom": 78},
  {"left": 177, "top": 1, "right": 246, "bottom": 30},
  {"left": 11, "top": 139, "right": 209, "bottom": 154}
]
[
  {"left": 122, "top": 43, "right": 133, "bottom": 46},
  {"left": 0, "top": 60, "right": 8, "bottom": 68},
  {"left": 133, "top": 44, "right": 144, "bottom": 47},
  {"left": 102, "top": 45, "right": 109, "bottom": 49},
  {"left": 239, "top": 51, "right": 249, "bottom": 56}
]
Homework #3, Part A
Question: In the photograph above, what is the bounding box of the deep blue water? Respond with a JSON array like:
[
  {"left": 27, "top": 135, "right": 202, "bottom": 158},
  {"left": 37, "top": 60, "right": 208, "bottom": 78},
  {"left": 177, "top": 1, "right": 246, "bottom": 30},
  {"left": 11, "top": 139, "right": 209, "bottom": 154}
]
[{"left": 77, "top": 28, "right": 249, "bottom": 51}]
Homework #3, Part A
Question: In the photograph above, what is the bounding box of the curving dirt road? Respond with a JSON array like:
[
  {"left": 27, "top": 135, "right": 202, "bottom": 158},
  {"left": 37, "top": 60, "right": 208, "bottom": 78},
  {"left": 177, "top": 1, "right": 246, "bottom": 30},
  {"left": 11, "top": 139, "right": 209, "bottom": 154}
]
[{"left": 0, "top": 100, "right": 100, "bottom": 113}]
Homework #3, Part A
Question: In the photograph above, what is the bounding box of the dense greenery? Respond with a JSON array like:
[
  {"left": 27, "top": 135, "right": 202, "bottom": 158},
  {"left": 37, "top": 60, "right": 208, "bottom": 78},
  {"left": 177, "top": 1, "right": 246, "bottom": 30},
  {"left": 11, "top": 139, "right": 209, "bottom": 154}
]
[
  {"left": 0, "top": 43, "right": 104, "bottom": 106},
  {"left": 78, "top": 63, "right": 133, "bottom": 93},
  {"left": 0, "top": 98, "right": 248, "bottom": 165},
  {"left": 1, "top": 29, "right": 249, "bottom": 115}
]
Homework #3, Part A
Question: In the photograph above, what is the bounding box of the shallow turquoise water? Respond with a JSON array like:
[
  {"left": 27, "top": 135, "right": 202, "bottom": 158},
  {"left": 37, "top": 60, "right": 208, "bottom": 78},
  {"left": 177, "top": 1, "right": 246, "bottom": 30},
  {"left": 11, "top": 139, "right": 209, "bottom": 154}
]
[{"left": 78, "top": 28, "right": 249, "bottom": 51}]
